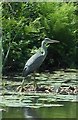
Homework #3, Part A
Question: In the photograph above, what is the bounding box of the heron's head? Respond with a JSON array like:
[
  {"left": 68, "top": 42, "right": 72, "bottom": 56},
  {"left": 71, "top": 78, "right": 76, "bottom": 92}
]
[{"left": 44, "top": 38, "right": 59, "bottom": 44}]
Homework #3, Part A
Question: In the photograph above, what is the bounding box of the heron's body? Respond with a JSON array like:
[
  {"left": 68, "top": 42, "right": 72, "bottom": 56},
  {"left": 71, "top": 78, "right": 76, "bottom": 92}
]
[
  {"left": 23, "top": 38, "right": 59, "bottom": 77},
  {"left": 23, "top": 41, "right": 47, "bottom": 76}
]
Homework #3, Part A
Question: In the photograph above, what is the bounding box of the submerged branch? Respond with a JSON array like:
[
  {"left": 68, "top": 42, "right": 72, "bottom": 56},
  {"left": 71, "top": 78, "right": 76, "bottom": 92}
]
[{"left": 2, "top": 42, "right": 11, "bottom": 69}]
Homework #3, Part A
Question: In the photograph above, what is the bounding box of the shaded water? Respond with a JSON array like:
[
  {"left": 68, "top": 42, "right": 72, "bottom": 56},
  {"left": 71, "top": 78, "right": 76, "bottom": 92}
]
[{"left": 2, "top": 102, "right": 77, "bottom": 118}]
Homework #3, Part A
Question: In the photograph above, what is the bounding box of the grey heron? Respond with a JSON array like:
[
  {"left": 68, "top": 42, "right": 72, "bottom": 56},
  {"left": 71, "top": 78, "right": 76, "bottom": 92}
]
[
  {"left": 23, "top": 38, "right": 59, "bottom": 76},
  {"left": 17, "top": 38, "right": 59, "bottom": 91}
]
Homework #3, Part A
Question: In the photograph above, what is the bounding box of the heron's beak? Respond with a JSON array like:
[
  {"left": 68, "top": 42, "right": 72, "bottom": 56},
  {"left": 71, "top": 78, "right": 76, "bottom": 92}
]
[{"left": 48, "top": 39, "right": 60, "bottom": 43}]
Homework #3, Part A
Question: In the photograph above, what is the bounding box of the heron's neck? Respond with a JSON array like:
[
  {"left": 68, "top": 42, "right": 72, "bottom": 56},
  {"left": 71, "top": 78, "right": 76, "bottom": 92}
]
[{"left": 41, "top": 41, "right": 47, "bottom": 56}]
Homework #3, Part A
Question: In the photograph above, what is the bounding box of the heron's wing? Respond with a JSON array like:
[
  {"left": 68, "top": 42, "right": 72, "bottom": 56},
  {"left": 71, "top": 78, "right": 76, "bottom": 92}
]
[
  {"left": 26, "top": 51, "right": 43, "bottom": 66},
  {"left": 23, "top": 49, "right": 47, "bottom": 76},
  {"left": 24, "top": 51, "right": 46, "bottom": 71}
]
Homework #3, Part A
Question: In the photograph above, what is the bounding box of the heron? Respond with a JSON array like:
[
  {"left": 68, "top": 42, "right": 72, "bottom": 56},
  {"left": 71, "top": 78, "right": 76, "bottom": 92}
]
[{"left": 17, "top": 38, "right": 59, "bottom": 91}]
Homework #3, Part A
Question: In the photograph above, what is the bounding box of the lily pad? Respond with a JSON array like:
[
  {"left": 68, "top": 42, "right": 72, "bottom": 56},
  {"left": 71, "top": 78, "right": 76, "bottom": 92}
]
[{"left": 42, "top": 104, "right": 64, "bottom": 107}]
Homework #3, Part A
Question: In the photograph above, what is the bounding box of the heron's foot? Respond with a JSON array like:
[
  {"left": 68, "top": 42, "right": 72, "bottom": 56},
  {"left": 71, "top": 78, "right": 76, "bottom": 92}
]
[
  {"left": 16, "top": 81, "right": 34, "bottom": 92},
  {"left": 16, "top": 85, "right": 27, "bottom": 92},
  {"left": 16, "top": 79, "right": 27, "bottom": 92}
]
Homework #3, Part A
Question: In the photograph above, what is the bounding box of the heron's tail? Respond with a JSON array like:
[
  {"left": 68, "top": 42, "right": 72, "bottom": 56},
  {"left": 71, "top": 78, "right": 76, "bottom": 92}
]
[{"left": 22, "top": 65, "right": 28, "bottom": 77}]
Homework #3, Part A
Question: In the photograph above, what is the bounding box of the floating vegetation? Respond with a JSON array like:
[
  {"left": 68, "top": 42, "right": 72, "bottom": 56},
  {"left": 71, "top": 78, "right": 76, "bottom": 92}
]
[{"left": 0, "top": 70, "right": 78, "bottom": 107}]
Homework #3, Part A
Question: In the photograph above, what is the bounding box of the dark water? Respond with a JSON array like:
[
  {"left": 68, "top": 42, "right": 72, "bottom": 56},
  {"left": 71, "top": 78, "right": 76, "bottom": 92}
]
[{"left": 2, "top": 102, "right": 77, "bottom": 119}]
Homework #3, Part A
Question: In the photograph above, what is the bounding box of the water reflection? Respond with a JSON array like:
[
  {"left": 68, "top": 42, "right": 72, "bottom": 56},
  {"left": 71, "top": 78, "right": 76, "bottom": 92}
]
[
  {"left": 23, "top": 108, "right": 39, "bottom": 120},
  {"left": 2, "top": 102, "right": 77, "bottom": 119}
]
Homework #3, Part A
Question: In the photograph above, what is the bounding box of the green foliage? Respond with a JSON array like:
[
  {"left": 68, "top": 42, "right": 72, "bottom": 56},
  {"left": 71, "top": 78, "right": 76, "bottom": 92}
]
[{"left": 2, "top": 2, "right": 77, "bottom": 72}]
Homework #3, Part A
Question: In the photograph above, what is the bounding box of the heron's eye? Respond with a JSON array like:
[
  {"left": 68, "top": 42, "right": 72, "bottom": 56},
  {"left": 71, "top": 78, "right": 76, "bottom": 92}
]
[
  {"left": 41, "top": 51, "right": 43, "bottom": 54},
  {"left": 41, "top": 50, "right": 44, "bottom": 54},
  {"left": 25, "top": 67, "right": 27, "bottom": 70},
  {"left": 24, "top": 66, "right": 28, "bottom": 71}
]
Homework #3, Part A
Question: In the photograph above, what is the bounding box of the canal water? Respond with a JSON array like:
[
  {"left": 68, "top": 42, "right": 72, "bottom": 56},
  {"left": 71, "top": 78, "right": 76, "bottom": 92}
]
[
  {"left": 1, "top": 102, "right": 77, "bottom": 119},
  {"left": 0, "top": 70, "right": 78, "bottom": 119}
]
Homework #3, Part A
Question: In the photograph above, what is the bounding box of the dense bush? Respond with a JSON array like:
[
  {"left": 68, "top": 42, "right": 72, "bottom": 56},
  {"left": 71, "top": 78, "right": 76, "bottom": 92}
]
[{"left": 2, "top": 2, "right": 78, "bottom": 73}]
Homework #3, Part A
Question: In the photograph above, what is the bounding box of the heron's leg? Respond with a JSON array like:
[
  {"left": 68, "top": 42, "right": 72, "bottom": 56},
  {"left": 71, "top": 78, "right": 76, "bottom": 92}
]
[
  {"left": 16, "top": 77, "right": 25, "bottom": 91},
  {"left": 21, "top": 77, "right": 25, "bottom": 86},
  {"left": 33, "top": 71, "right": 37, "bottom": 89}
]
